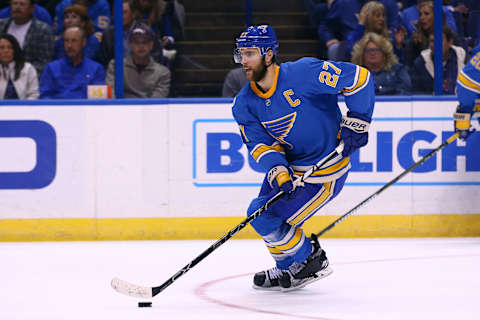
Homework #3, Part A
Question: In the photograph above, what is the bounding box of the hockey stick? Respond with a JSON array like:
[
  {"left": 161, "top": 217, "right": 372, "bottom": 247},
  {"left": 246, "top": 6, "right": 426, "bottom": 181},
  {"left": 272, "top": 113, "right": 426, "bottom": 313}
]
[
  {"left": 111, "top": 142, "right": 345, "bottom": 298},
  {"left": 315, "top": 132, "right": 460, "bottom": 238}
]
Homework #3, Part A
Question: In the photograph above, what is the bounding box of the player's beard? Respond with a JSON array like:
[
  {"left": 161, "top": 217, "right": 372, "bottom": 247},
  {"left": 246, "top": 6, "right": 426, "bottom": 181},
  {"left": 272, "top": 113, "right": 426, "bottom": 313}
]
[{"left": 247, "top": 59, "right": 268, "bottom": 82}]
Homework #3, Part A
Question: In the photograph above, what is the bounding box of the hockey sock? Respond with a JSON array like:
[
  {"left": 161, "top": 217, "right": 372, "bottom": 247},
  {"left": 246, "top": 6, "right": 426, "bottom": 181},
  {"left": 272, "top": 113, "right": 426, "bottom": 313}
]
[{"left": 263, "top": 223, "right": 312, "bottom": 269}]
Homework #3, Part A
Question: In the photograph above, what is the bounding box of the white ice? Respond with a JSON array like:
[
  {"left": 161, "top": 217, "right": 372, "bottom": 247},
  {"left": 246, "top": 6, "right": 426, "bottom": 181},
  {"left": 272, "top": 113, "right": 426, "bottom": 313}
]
[{"left": 1, "top": 238, "right": 479, "bottom": 320}]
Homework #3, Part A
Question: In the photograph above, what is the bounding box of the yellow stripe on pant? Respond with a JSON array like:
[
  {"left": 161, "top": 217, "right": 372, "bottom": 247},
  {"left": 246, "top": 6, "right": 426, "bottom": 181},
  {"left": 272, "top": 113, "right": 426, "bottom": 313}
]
[{"left": 288, "top": 181, "right": 334, "bottom": 226}]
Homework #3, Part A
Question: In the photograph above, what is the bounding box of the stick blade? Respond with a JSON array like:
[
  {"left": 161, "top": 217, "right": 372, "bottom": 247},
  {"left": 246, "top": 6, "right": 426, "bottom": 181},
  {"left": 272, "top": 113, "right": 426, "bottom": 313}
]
[{"left": 111, "top": 277, "right": 153, "bottom": 298}]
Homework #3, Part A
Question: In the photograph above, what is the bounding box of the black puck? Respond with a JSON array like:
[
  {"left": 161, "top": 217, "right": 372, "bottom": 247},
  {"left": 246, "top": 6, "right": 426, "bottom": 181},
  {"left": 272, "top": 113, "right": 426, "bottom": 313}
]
[{"left": 138, "top": 302, "right": 152, "bottom": 308}]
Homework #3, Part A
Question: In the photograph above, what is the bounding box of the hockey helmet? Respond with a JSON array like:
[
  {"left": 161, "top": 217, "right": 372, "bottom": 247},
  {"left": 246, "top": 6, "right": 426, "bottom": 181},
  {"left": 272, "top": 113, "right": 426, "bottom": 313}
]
[{"left": 234, "top": 25, "right": 279, "bottom": 63}]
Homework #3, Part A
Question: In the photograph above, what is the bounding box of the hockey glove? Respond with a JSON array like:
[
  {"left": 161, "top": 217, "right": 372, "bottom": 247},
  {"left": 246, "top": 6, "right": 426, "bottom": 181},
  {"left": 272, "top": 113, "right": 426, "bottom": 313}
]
[
  {"left": 268, "top": 165, "right": 295, "bottom": 194},
  {"left": 454, "top": 106, "right": 475, "bottom": 141},
  {"left": 340, "top": 111, "right": 371, "bottom": 157}
]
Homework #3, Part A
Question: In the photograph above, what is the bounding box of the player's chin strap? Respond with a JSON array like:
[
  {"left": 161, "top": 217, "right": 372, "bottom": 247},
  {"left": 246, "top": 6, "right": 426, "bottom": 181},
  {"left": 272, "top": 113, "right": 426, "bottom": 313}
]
[
  {"left": 111, "top": 142, "right": 345, "bottom": 299},
  {"left": 314, "top": 132, "right": 462, "bottom": 238}
]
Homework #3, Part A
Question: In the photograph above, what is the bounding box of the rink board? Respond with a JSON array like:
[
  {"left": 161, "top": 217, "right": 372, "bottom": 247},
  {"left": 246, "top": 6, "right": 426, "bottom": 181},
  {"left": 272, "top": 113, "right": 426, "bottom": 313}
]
[{"left": 0, "top": 97, "right": 479, "bottom": 241}]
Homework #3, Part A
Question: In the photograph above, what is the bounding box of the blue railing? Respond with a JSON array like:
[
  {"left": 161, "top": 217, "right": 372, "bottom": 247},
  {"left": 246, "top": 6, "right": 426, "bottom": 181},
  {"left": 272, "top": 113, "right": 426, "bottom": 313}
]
[{"left": 0, "top": 95, "right": 458, "bottom": 107}]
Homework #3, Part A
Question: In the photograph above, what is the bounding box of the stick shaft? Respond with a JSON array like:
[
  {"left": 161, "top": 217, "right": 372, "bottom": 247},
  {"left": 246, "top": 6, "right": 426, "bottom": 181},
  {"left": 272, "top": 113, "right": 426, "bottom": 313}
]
[
  {"left": 316, "top": 132, "right": 460, "bottom": 237},
  {"left": 152, "top": 144, "right": 344, "bottom": 296}
]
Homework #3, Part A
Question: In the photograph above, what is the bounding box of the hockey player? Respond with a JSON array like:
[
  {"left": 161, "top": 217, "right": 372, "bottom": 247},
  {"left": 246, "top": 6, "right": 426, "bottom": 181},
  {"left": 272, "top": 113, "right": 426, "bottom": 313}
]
[
  {"left": 455, "top": 42, "right": 480, "bottom": 140},
  {"left": 231, "top": 25, "right": 375, "bottom": 292}
]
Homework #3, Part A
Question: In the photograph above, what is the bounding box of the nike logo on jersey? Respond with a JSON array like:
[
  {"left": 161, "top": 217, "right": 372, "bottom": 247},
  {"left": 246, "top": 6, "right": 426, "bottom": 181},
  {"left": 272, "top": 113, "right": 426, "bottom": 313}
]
[{"left": 262, "top": 112, "right": 297, "bottom": 148}]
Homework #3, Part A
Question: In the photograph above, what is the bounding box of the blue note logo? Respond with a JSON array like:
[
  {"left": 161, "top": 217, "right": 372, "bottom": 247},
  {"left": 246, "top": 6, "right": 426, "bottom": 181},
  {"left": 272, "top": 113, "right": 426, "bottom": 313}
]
[{"left": 261, "top": 112, "right": 296, "bottom": 149}]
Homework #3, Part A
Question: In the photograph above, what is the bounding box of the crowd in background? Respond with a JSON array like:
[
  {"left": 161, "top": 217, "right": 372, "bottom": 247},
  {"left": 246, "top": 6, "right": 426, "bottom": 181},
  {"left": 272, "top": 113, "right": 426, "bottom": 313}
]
[
  {"left": 0, "top": 0, "right": 478, "bottom": 99},
  {"left": 0, "top": 0, "right": 184, "bottom": 99},
  {"left": 223, "top": 0, "right": 480, "bottom": 97}
]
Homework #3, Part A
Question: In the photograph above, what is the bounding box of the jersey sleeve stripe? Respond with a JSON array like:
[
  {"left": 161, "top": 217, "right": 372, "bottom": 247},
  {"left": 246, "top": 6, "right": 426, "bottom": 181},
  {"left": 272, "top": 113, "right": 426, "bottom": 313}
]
[
  {"left": 457, "top": 71, "right": 480, "bottom": 94},
  {"left": 239, "top": 125, "right": 249, "bottom": 142},
  {"left": 343, "top": 65, "right": 360, "bottom": 90},
  {"left": 342, "top": 67, "right": 370, "bottom": 96},
  {"left": 250, "top": 143, "right": 285, "bottom": 161}
]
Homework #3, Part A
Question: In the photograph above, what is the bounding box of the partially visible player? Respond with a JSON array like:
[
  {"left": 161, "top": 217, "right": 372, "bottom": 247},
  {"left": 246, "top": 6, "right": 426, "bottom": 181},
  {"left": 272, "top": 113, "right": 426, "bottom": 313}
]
[
  {"left": 231, "top": 25, "right": 375, "bottom": 292},
  {"left": 455, "top": 42, "right": 480, "bottom": 140}
]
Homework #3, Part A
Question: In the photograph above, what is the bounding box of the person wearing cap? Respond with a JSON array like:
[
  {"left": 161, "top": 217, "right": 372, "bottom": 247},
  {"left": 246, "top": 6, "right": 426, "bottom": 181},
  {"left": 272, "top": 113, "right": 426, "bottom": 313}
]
[
  {"left": 40, "top": 25, "right": 105, "bottom": 98},
  {"left": 231, "top": 25, "right": 375, "bottom": 292},
  {"left": 106, "top": 23, "right": 170, "bottom": 98},
  {"left": 98, "top": 0, "right": 164, "bottom": 70}
]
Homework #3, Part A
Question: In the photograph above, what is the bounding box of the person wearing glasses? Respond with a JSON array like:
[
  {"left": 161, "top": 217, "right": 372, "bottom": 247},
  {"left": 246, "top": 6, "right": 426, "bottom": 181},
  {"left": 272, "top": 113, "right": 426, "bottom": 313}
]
[{"left": 351, "top": 32, "right": 411, "bottom": 95}]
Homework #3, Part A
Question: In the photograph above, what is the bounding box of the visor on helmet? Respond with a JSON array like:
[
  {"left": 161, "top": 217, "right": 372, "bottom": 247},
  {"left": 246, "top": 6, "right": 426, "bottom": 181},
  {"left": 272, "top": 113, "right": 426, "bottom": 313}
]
[
  {"left": 233, "top": 47, "right": 261, "bottom": 64},
  {"left": 233, "top": 25, "right": 278, "bottom": 64}
]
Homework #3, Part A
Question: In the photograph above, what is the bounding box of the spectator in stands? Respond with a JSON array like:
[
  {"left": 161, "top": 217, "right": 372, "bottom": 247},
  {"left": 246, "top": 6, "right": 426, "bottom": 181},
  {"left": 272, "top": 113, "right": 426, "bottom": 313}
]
[
  {"left": 222, "top": 67, "right": 248, "bottom": 97},
  {"left": 315, "top": 0, "right": 401, "bottom": 61},
  {"left": 410, "top": 26, "right": 465, "bottom": 94},
  {"left": 400, "top": 0, "right": 417, "bottom": 10},
  {"left": 0, "top": 0, "right": 54, "bottom": 76},
  {"left": 99, "top": 0, "right": 163, "bottom": 69},
  {"left": 53, "top": 4, "right": 99, "bottom": 60},
  {"left": 401, "top": 0, "right": 457, "bottom": 39},
  {"left": 54, "top": 0, "right": 110, "bottom": 37},
  {"left": 351, "top": 32, "right": 412, "bottom": 95},
  {"left": 134, "top": 0, "right": 181, "bottom": 68},
  {"left": 404, "top": 0, "right": 454, "bottom": 66},
  {"left": 304, "top": 0, "right": 329, "bottom": 58},
  {"left": 447, "top": 0, "right": 480, "bottom": 50},
  {"left": 106, "top": 23, "right": 170, "bottom": 98},
  {"left": 40, "top": 26, "right": 104, "bottom": 98},
  {"left": 0, "top": 33, "right": 38, "bottom": 99},
  {"left": 164, "top": 0, "right": 185, "bottom": 42},
  {"left": 0, "top": 1, "right": 52, "bottom": 26},
  {"left": 35, "top": 0, "right": 62, "bottom": 22},
  {"left": 346, "top": 1, "right": 406, "bottom": 61},
  {"left": 134, "top": 0, "right": 174, "bottom": 48}
]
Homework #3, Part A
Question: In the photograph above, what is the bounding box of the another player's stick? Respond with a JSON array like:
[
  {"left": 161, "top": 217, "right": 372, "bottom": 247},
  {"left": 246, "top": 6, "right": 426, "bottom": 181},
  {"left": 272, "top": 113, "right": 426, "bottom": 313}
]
[
  {"left": 315, "top": 132, "right": 461, "bottom": 238},
  {"left": 111, "top": 142, "right": 345, "bottom": 298}
]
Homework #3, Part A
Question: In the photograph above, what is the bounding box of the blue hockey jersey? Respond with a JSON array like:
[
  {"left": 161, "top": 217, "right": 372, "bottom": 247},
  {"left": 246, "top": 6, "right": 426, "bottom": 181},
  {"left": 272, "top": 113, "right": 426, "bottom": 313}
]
[
  {"left": 457, "top": 43, "right": 480, "bottom": 112},
  {"left": 54, "top": 0, "right": 111, "bottom": 35},
  {"left": 232, "top": 57, "right": 375, "bottom": 183}
]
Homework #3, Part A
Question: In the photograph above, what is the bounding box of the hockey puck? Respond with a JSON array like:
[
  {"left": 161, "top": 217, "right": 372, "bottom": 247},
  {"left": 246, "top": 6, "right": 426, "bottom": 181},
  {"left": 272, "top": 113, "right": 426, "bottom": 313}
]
[{"left": 138, "top": 302, "right": 152, "bottom": 308}]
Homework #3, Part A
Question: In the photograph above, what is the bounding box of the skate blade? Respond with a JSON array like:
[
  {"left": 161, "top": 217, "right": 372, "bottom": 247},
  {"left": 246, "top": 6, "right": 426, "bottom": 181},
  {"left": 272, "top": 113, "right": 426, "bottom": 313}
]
[
  {"left": 252, "top": 284, "right": 282, "bottom": 291},
  {"left": 280, "top": 266, "right": 333, "bottom": 293}
]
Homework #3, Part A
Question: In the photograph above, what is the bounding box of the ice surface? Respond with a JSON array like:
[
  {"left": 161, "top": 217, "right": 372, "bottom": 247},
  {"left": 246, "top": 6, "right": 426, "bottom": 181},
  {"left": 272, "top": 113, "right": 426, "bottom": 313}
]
[{"left": 1, "top": 238, "right": 479, "bottom": 320}]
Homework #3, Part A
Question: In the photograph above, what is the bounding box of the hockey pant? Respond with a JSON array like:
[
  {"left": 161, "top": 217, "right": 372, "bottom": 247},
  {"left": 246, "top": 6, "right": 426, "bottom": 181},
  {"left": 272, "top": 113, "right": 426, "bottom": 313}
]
[{"left": 247, "top": 171, "right": 348, "bottom": 270}]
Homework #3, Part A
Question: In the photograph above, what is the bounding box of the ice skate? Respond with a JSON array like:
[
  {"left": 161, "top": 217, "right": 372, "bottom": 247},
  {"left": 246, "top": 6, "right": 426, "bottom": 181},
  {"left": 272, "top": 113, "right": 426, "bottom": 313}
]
[
  {"left": 279, "top": 234, "right": 333, "bottom": 292},
  {"left": 252, "top": 266, "right": 284, "bottom": 291}
]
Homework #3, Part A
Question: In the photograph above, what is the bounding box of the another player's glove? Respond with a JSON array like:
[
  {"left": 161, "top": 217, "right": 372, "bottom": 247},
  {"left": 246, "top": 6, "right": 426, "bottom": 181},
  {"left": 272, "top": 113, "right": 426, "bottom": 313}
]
[
  {"left": 340, "top": 111, "right": 371, "bottom": 157},
  {"left": 267, "top": 165, "right": 295, "bottom": 194},
  {"left": 453, "top": 106, "right": 475, "bottom": 141}
]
